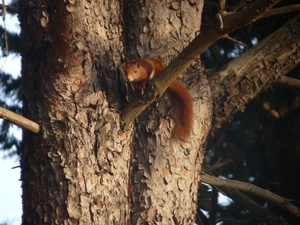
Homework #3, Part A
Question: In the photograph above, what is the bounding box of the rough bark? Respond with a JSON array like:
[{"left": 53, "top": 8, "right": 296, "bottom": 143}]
[
  {"left": 129, "top": 67, "right": 212, "bottom": 224},
  {"left": 18, "top": 0, "right": 300, "bottom": 224},
  {"left": 123, "top": 1, "right": 213, "bottom": 224},
  {"left": 210, "top": 13, "right": 300, "bottom": 129},
  {"left": 20, "top": 1, "right": 131, "bottom": 224},
  {"left": 121, "top": 0, "right": 282, "bottom": 129},
  {"left": 20, "top": 0, "right": 210, "bottom": 224}
]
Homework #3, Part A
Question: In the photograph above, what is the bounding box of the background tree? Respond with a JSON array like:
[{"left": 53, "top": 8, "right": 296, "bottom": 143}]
[
  {"left": 199, "top": 1, "right": 300, "bottom": 224},
  {"left": 0, "top": 0, "right": 299, "bottom": 224},
  {"left": 0, "top": 0, "right": 21, "bottom": 156}
]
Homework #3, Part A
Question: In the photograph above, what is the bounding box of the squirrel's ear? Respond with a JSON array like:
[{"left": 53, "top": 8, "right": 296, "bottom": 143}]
[{"left": 136, "top": 59, "right": 140, "bottom": 68}]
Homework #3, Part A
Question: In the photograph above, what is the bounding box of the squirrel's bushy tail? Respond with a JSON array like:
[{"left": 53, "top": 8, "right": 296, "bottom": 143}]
[{"left": 166, "top": 80, "right": 193, "bottom": 141}]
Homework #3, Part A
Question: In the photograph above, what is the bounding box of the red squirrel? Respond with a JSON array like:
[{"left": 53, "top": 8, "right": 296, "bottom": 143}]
[{"left": 125, "top": 57, "right": 193, "bottom": 141}]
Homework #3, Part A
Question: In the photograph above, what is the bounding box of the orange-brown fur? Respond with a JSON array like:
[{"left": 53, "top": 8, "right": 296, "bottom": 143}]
[{"left": 125, "top": 57, "right": 193, "bottom": 141}]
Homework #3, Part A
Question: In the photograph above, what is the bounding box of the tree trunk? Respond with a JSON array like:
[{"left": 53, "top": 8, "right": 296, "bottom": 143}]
[
  {"left": 18, "top": 0, "right": 300, "bottom": 224},
  {"left": 19, "top": 0, "right": 131, "bottom": 224},
  {"left": 123, "top": 1, "right": 214, "bottom": 224},
  {"left": 19, "top": 0, "right": 211, "bottom": 224}
]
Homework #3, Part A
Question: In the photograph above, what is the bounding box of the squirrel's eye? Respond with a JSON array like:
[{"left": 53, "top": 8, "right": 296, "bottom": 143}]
[{"left": 134, "top": 69, "right": 137, "bottom": 73}]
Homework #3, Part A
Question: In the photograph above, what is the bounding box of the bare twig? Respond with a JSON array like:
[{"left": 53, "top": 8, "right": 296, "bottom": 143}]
[
  {"left": 2, "top": 1, "right": 9, "bottom": 57},
  {"left": 0, "top": 106, "right": 40, "bottom": 133},
  {"left": 224, "top": 34, "right": 248, "bottom": 48},
  {"left": 203, "top": 158, "right": 233, "bottom": 173},
  {"left": 219, "top": 187, "right": 286, "bottom": 225},
  {"left": 258, "top": 4, "right": 300, "bottom": 19},
  {"left": 218, "top": 0, "right": 226, "bottom": 13},
  {"left": 276, "top": 76, "right": 300, "bottom": 89},
  {"left": 0, "top": 3, "right": 18, "bottom": 13},
  {"left": 201, "top": 173, "right": 300, "bottom": 217},
  {"left": 215, "top": 216, "right": 258, "bottom": 224},
  {"left": 216, "top": 13, "right": 223, "bottom": 29}
]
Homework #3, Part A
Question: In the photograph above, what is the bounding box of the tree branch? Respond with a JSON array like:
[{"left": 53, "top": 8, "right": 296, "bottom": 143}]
[
  {"left": 0, "top": 106, "right": 40, "bottom": 133},
  {"left": 201, "top": 173, "right": 300, "bottom": 217},
  {"left": 122, "top": 0, "right": 281, "bottom": 126},
  {"left": 218, "top": 0, "right": 226, "bottom": 13},
  {"left": 258, "top": 4, "right": 300, "bottom": 19},
  {"left": 219, "top": 187, "right": 286, "bottom": 225},
  {"left": 223, "top": 34, "right": 248, "bottom": 48},
  {"left": 203, "top": 158, "right": 233, "bottom": 173},
  {"left": 209, "top": 12, "right": 300, "bottom": 129},
  {"left": 276, "top": 76, "right": 300, "bottom": 88},
  {"left": 0, "top": 4, "right": 18, "bottom": 14}
]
